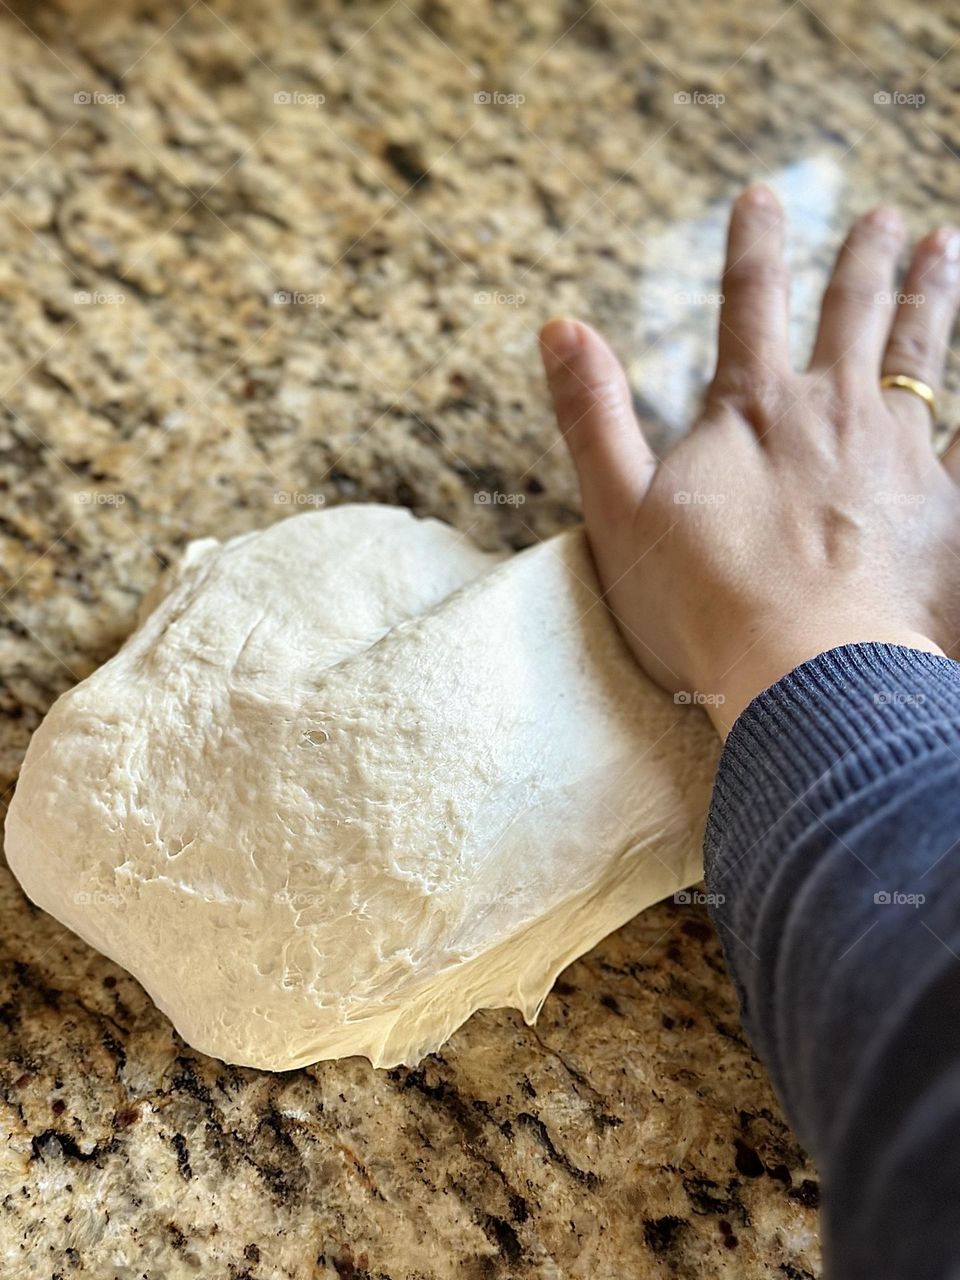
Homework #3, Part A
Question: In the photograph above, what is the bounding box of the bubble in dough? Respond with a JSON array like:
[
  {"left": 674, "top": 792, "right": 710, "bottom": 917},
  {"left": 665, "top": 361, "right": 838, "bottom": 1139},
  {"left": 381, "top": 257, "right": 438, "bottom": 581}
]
[{"left": 5, "top": 504, "right": 719, "bottom": 1069}]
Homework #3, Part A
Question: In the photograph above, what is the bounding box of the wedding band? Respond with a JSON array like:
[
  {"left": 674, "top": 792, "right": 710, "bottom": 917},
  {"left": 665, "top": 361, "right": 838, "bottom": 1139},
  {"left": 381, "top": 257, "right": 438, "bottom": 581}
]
[{"left": 880, "top": 373, "right": 937, "bottom": 418}]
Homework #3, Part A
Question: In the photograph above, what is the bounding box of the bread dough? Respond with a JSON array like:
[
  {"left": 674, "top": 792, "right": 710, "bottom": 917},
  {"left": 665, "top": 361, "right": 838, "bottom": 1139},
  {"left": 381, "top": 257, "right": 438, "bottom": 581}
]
[{"left": 5, "top": 505, "right": 719, "bottom": 1070}]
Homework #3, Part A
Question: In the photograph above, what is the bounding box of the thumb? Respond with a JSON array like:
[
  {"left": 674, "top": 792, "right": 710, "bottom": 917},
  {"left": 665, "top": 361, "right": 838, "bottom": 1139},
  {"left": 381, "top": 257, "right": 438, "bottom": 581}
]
[{"left": 539, "top": 319, "right": 656, "bottom": 521}]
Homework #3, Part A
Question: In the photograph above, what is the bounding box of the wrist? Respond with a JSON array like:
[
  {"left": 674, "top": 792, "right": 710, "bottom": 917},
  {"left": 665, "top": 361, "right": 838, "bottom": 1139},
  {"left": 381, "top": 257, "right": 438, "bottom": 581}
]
[{"left": 701, "top": 628, "right": 945, "bottom": 738}]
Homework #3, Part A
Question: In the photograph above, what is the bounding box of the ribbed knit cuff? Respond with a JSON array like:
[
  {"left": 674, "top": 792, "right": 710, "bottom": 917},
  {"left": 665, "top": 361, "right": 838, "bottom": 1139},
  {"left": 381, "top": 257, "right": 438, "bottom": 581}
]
[{"left": 705, "top": 643, "right": 960, "bottom": 887}]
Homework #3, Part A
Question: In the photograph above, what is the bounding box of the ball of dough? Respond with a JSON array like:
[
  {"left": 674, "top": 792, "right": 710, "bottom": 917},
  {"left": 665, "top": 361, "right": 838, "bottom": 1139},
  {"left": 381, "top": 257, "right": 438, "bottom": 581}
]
[{"left": 5, "top": 505, "right": 718, "bottom": 1069}]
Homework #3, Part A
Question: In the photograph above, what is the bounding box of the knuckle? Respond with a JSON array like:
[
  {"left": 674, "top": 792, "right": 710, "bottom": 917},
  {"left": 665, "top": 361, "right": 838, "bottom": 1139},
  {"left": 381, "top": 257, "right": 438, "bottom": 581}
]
[
  {"left": 554, "top": 365, "right": 628, "bottom": 423},
  {"left": 580, "top": 375, "right": 630, "bottom": 417},
  {"left": 884, "top": 326, "right": 935, "bottom": 372},
  {"left": 847, "top": 217, "right": 900, "bottom": 250},
  {"left": 734, "top": 204, "right": 782, "bottom": 241},
  {"left": 563, "top": 376, "right": 632, "bottom": 428},
  {"left": 826, "top": 369, "right": 869, "bottom": 416},
  {"left": 823, "top": 276, "right": 885, "bottom": 311},
  {"left": 722, "top": 260, "right": 789, "bottom": 295},
  {"left": 709, "top": 365, "right": 790, "bottom": 414},
  {"left": 558, "top": 374, "right": 631, "bottom": 445}
]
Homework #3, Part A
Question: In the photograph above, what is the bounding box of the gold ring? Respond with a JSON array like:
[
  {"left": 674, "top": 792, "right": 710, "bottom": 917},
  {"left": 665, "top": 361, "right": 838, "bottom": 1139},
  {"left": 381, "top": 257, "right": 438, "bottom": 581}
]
[{"left": 880, "top": 373, "right": 937, "bottom": 418}]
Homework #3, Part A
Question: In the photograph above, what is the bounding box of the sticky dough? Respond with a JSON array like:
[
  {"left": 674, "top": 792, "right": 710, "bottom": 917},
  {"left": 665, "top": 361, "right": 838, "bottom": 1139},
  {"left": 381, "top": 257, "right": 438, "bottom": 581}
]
[{"left": 5, "top": 505, "right": 719, "bottom": 1070}]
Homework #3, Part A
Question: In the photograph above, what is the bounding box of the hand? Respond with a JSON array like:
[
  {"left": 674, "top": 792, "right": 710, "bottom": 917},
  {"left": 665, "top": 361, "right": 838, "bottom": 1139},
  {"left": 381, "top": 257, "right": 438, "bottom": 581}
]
[{"left": 540, "top": 186, "right": 960, "bottom": 736}]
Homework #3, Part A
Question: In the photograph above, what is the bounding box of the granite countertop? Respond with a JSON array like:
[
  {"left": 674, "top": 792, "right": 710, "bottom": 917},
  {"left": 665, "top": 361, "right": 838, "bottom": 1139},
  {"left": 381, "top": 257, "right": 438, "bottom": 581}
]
[{"left": 0, "top": 0, "right": 957, "bottom": 1276}]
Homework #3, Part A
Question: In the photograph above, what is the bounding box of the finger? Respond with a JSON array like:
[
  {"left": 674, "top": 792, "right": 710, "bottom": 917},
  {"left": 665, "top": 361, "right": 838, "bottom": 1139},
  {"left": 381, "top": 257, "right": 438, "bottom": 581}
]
[
  {"left": 882, "top": 225, "right": 960, "bottom": 431},
  {"left": 942, "top": 430, "right": 960, "bottom": 483},
  {"left": 713, "top": 184, "right": 789, "bottom": 390},
  {"left": 540, "top": 319, "right": 656, "bottom": 518},
  {"left": 809, "top": 207, "right": 905, "bottom": 372}
]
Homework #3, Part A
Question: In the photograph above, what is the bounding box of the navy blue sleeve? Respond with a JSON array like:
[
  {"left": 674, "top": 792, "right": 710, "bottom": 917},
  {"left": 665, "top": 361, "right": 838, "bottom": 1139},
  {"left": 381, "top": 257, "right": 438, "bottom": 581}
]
[{"left": 704, "top": 643, "right": 960, "bottom": 1279}]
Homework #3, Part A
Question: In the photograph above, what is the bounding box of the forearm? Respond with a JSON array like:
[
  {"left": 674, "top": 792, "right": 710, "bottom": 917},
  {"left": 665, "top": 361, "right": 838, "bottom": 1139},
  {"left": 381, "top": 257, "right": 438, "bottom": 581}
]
[{"left": 705, "top": 643, "right": 960, "bottom": 1277}]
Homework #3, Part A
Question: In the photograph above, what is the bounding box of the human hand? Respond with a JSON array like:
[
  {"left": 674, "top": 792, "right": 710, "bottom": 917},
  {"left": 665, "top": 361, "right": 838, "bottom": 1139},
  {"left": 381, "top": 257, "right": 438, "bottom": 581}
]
[{"left": 540, "top": 186, "right": 960, "bottom": 736}]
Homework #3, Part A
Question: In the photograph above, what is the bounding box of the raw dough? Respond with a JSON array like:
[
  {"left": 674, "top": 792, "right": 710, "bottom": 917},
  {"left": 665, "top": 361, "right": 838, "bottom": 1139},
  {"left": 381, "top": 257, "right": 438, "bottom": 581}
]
[{"left": 5, "top": 505, "right": 718, "bottom": 1070}]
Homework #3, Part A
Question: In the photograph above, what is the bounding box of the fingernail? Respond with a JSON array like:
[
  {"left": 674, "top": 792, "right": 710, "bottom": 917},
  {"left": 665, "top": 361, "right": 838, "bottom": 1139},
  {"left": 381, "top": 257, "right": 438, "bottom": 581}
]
[
  {"left": 540, "top": 319, "right": 581, "bottom": 368},
  {"left": 932, "top": 226, "right": 960, "bottom": 261},
  {"left": 742, "top": 183, "right": 783, "bottom": 207},
  {"left": 866, "top": 206, "right": 904, "bottom": 236}
]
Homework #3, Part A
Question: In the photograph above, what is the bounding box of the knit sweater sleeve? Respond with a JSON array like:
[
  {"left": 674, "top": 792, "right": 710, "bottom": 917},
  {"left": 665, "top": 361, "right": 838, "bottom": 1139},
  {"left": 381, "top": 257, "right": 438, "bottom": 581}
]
[{"left": 704, "top": 643, "right": 960, "bottom": 1279}]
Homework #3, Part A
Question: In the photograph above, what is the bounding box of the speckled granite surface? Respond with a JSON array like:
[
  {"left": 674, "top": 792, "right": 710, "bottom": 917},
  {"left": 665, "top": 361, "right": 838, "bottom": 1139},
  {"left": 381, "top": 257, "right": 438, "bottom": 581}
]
[{"left": 1, "top": 0, "right": 958, "bottom": 1275}]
